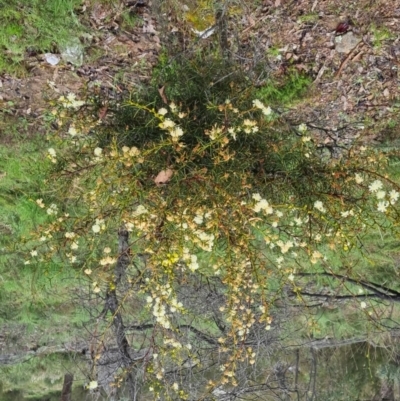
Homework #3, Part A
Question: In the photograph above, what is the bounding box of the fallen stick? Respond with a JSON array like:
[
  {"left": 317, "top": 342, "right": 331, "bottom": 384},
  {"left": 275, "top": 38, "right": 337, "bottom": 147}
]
[{"left": 335, "top": 40, "right": 363, "bottom": 77}]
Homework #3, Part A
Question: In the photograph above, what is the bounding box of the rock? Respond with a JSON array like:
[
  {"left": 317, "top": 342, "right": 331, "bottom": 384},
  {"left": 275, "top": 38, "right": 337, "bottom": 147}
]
[
  {"left": 60, "top": 38, "right": 84, "bottom": 66},
  {"left": 44, "top": 53, "right": 60, "bottom": 66},
  {"left": 335, "top": 32, "right": 360, "bottom": 54}
]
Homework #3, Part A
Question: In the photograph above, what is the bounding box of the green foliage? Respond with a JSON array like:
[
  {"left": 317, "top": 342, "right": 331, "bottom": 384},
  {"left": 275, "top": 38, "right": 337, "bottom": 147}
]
[
  {"left": 371, "top": 24, "right": 393, "bottom": 49},
  {"left": 120, "top": 9, "right": 140, "bottom": 30},
  {"left": 93, "top": 54, "right": 251, "bottom": 149},
  {"left": 92, "top": 57, "right": 319, "bottom": 212},
  {"left": 255, "top": 68, "right": 312, "bottom": 106},
  {"left": 266, "top": 46, "right": 281, "bottom": 57},
  {"left": 298, "top": 13, "right": 319, "bottom": 23}
]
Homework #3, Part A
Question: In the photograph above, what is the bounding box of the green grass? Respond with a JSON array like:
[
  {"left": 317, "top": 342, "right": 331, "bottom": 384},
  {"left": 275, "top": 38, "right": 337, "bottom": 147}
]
[
  {"left": 297, "top": 13, "right": 319, "bottom": 24},
  {"left": 0, "top": 128, "right": 92, "bottom": 400},
  {"left": 0, "top": 0, "right": 140, "bottom": 75},
  {"left": 0, "top": 0, "right": 87, "bottom": 74},
  {"left": 120, "top": 8, "right": 141, "bottom": 31},
  {"left": 0, "top": 133, "right": 49, "bottom": 242},
  {"left": 371, "top": 24, "right": 394, "bottom": 49},
  {"left": 255, "top": 68, "right": 312, "bottom": 106},
  {"left": 0, "top": 353, "right": 87, "bottom": 400},
  {"left": 0, "top": 131, "right": 90, "bottom": 339}
]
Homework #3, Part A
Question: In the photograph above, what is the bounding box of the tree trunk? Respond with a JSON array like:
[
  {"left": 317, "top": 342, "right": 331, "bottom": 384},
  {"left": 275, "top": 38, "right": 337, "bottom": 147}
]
[
  {"left": 102, "top": 227, "right": 137, "bottom": 400},
  {"left": 60, "top": 373, "right": 73, "bottom": 401}
]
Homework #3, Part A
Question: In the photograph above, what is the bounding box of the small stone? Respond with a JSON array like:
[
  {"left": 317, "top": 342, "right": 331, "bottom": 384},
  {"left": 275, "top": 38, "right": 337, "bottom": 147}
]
[
  {"left": 44, "top": 53, "right": 60, "bottom": 66},
  {"left": 335, "top": 32, "right": 360, "bottom": 54}
]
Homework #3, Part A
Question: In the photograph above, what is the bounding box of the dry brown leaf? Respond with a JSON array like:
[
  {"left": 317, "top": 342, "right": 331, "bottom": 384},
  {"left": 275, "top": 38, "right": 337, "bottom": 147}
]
[
  {"left": 158, "top": 85, "right": 168, "bottom": 104},
  {"left": 98, "top": 105, "right": 108, "bottom": 120},
  {"left": 154, "top": 169, "right": 173, "bottom": 186}
]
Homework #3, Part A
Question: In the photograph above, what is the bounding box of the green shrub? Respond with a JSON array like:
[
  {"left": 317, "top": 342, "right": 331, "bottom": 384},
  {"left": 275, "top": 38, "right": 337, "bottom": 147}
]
[{"left": 255, "top": 68, "right": 312, "bottom": 106}]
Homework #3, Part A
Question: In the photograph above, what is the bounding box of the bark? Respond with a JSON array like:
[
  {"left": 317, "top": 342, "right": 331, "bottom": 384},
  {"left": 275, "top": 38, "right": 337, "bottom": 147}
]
[
  {"left": 101, "top": 227, "right": 137, "bottom": 400},
  {"left": 294, "top": 349, "right": 300, "bottom": 401},
  {"left": 309, "top": 348, "right": 317, "bottom": 401},
  {"left": 60, "top": 373, "right": 73, "bottom": 401},
  {"left": 216, "top": 7, "right": 229, "bottom": 59},
  {"left": 296, "top": 272, "right": 400, "bottom": 303}
]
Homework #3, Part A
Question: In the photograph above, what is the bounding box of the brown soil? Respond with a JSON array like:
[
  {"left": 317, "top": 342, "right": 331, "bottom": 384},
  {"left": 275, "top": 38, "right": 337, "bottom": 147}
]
[
  {"left": 0, "top": 1, "right": 160, "bottom": 142},
  {"left": 233, "top": 0, "right": 400, "bottom": 147}
]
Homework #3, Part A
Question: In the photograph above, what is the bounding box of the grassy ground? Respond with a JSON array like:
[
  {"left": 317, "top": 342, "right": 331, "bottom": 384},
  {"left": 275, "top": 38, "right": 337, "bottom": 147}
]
[
  {"left": 0, "top": 0, "right": 143, "bottom": 76},
  {"left": 0, "top": 127, "right": 92, "bottom": 399},
  {"left": 0, "top": 0, "right": 85, "bottom": 75},
  {"left": 0, "top": 353, "right": 87, "bottom": 400}
]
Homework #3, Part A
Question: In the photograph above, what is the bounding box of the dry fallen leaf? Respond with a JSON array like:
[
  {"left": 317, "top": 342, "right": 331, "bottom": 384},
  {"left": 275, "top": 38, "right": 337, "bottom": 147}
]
[
  {"left": 154, "top": 169, "right": 173, "bottom": 186},
  {"left": 158, "top": 85, "right": 168, "bottom": 104},
  {"left": 98, "top": 105, "right": 108, "bottom": 120}
]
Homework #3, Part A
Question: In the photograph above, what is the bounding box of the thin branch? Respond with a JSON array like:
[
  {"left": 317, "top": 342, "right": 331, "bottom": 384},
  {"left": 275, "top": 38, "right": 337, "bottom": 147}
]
[
  {"left": 125, "top": 322, "right": 220, "bottom": 346},
  {"left": 296, "top": 272, "right": 400, "bottom": 301}
]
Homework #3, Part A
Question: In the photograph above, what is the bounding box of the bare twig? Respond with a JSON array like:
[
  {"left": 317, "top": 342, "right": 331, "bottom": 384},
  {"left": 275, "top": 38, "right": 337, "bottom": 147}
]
[{"left": 335, "top": 41, "right": 363, "bottom": 77}]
